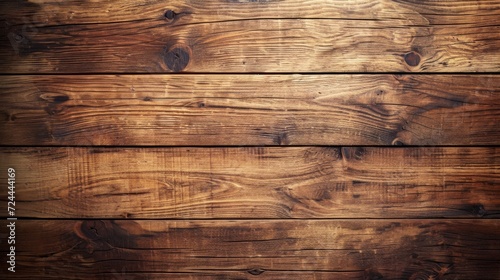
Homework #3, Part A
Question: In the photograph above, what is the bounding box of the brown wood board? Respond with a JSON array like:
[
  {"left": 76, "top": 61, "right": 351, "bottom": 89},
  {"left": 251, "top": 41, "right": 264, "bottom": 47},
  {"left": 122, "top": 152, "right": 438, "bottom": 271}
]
[
  {"left": 1, "top": 74, "right": 498, "bottom": 146},
  {"left": 0, "top": 219, "right": 499, "bottom": 279},
  {"left": 1, "top": 0, "right": 499, "bottom": 73},
  {"left": 1, "top": 147, "right": 498, "bottom": 219}
]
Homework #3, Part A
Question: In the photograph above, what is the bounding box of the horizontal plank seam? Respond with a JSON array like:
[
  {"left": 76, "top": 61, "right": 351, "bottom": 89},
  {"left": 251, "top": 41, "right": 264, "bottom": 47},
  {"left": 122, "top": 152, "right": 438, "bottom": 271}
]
[
  {"left": 2, "top": 218, "right": 498, "bottom": 221},
  {"left": 1, "top": 72, "right": 500, "bottom": 76},
  {"left": 1, "top": 145, "right": 499, "bottom": 148}
]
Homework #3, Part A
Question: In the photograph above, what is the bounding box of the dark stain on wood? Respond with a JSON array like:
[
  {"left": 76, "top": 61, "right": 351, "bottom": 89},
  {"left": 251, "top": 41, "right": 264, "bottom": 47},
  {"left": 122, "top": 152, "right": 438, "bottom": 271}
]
[
  {"left": 273, "top": 132, "right": 290, "bottom": 145},
  {"left": 6, "top": 29, "right": 35, "bottom": 56},
  {"left": 470, "top": 203, "right": 487, "bottom": 217},
  {"left": 364, "top": 269, "right": 384, "bottom": 280}
]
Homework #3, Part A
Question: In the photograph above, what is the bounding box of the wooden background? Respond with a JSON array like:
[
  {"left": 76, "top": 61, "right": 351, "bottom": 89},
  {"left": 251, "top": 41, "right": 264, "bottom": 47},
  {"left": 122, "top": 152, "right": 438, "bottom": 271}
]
[{"left": 0, "top": 0, "right": 499, "bottom": 279}]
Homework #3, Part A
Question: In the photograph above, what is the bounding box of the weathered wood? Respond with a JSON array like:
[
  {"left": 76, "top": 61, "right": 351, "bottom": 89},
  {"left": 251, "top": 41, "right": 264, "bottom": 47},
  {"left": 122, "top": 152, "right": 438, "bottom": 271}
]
[
  {"left": 1, "top": 0, "right": 499, "bottom": 73},
  {"left": 1, "top": 75, "right": 498, "bottom": 146},
  {"left": 1, "top": 1, "right": 498, "bottom": 278},
  {"left": 1, "top": 219, "right": 499, "bottom": 279},
  {"left": 1, "top": 147, "right": 498, "bottom": 219}
]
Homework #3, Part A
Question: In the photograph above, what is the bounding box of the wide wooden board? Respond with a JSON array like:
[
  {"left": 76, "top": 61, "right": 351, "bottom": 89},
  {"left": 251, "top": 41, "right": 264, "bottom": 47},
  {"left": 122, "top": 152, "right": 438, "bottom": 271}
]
[
  {"left": 1, "top": 147, "right": 498, "bottom": 219},
  {"left": 1, "top": 75, "right": 498, "bottom": 146},
  {"left": 1, "top": 0, "right": 499, "bottom": 73},
  {"left": 1, "top": 219, "right": 499, "bottom": 279}
]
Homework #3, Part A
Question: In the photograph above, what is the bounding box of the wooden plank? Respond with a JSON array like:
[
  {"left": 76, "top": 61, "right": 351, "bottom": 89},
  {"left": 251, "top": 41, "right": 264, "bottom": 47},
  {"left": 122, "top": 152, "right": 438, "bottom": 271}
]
[
  {"left": 1, "top": 219, "right": 499, "bottom": 279},
  {"left": 1, "top": 0, "right": 499, "bottom": 73},
  {"left": 1, "top": 147, "right": 498, "bottom": 219},
  {"left": 1, "top": 75, "right": 498, "bottom": 146}
]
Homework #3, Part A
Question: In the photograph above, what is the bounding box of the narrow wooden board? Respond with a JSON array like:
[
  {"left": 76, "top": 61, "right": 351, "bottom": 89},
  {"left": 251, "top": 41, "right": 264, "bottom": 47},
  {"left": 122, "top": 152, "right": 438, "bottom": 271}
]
[
  {"left": 1, "top": 147, "right": 498, "bottom": 219},
  {"left": 1, "top": 219, "right": 499, "bottom": 279},
  {"left": 1, "top": 75, "right": 498, "bottom": 146},
  {"left": 1, "top": 0, "right": 499, "bottom": 73}
]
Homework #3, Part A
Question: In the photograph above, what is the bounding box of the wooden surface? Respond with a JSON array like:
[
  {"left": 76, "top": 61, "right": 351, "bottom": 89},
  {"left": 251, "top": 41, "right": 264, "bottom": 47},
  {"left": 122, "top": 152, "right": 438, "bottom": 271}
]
[
  {"left": 0, "top": 147, "right": 498, "bottom": 219},
  {"left": 1, "top": 220, "right": 499, "bottom": 279},
  {"left": 0, "top": 0, "right": 499, "bottom": 279},
  {"left": 1, "top": 74, "right": 498, "bottom": 145},
  {"left": 1, "top": 0, "right": 499, "bottom": 73}
]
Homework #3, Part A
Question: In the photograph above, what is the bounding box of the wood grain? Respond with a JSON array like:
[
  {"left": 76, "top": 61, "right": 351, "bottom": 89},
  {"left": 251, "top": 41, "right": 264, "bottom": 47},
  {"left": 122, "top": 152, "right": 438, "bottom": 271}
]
[
  {"left": 1, "top": 0, "right": 499, "bottom": 73},
  {"left": 1, "top": 147, "right": 498, "bottom": 219},
  {"left": 1, "top": 74, "right": 498, "bottom": 146},
  {"left": 1, "top": 1, "right": 498, "bottom": 277},
  {"left": 1, "top": 219, "right": 499, "bottom": 279}
]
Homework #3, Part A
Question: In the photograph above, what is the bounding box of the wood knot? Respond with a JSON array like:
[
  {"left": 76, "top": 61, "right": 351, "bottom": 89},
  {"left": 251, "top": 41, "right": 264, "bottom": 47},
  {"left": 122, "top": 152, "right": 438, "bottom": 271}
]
[
  {"left": 331, "top": 147, "right": 343, "bottom": 160},
  {"left": 40, "top": 93, "right": 70, "bottom": 104},
  {"left": 7, "top": 31, "right": 31, "bottom": 55},
  {"left": 471, "top": 203, "right": 486, "bottom": 217},
  {"left": 247, "top": 268, "right": 265, "bottom": 275},
  {"left": 392, "top": 138, "right": 404, "bottom": 146},
  {"left": 341, "top": 147, "right": 366, "bottom": 161},
  {"left": 40, "top": 93, "right": 70, "bottom": 117},
  {"left": 6, "top": 113, "right": 17, "bottom": 122},
  {"left": 11, "top": 32, "right": 24, "bottom": 43},
  {"left": 164, "top": 45, "right": 191, "bottom": 72},
  {"left": 164, "top": 10, "right": 176, "bottom": 20},
  {"left": 274, "top": 132, "right": 290, "bottom": 145},
  {"left": 80, "top": 220, "right": 106, "bottom": 241},
  {"left": 404, "top": 51, "right": 421, "bottom": 67}
]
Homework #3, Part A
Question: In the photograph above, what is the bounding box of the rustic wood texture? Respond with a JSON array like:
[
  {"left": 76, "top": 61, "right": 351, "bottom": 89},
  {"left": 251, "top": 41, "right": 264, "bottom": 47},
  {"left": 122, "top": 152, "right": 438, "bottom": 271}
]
[
  {"left": 1, "top": 0, "right": 499, "bottom": 278},
  {"left": 1, "top": 0, "right": 499, "bottom": 73},
  {"left": 1, "top": 74, "right": 498, "bottom": 146},
  {"left": 1, "top": 147, "right": 498, "bottom": 219},
  {"left": 1, "top": 219, "right": 499, "bottom": 279}
]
